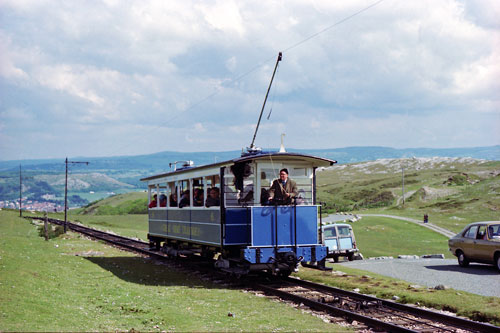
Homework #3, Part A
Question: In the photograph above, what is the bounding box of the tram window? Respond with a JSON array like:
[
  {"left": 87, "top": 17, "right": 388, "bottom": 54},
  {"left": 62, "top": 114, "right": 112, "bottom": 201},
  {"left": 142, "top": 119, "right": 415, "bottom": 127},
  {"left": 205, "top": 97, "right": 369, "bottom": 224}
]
[
  {"left": 168, "top": 182, "right": 177, "bottom": 207},
  {"left": 205, "top": 175, "right": 220, "bottom": 208},
  {"left": 178, "top": 180, "right": 190, "bottom": 208},
  {"left": 192, "top": 177, "right": 204, "bottom": 207},
  {"left": 240, "top": 178, "right": 254, "bottom": 205},
  {"left": 295, "top": 178, "right": 313, "bottom": 205},
  {"left": 205, "top": 175, "right": 220, "bottom": 191},
  {"left": 148, "top": 185, "right": 159, "bottom": 208},
  {"left": 260, "top": 166, "right": 312, "bottom": 205},
  {"left": 159, "top": 183, "right": 167, "bottom": 207},
  {"left": 224, "top": 165, "right": 254, "bottom": 206},
  {"left": 260, "top": 168, "right": 278, "bottom": 188},
  {"left": 293, "top": 168, "right": 312, "bottom": 206},
  {"left": 224, "top": 169, "right": 238, "bottom": 206},
  {"left": 290, "top": 167, "right": 307, "bottom": 177},
  {"left": 260, "top": 168, "right": 277, "bottom": 205}
]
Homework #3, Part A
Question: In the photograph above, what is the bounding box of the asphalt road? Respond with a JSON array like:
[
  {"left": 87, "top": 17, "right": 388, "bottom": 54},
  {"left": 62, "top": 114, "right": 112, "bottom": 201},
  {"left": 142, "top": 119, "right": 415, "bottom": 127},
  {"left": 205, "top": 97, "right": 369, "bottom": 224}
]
[{"left": 338, "top": 258, "right": 500, "bottom": 297}]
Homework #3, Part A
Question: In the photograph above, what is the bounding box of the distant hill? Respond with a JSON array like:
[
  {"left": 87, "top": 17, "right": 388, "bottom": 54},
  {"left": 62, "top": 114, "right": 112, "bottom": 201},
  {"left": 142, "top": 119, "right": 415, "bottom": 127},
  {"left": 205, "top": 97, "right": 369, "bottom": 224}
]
[
  {"left": 317, "top": 157, "right": 500, "bottom": 233},
  {"left": 1, "top": 145, "right": 498, "bottom": 172},
  {"left": 1, "top": 145, "right": 498, "bottom": 204}
]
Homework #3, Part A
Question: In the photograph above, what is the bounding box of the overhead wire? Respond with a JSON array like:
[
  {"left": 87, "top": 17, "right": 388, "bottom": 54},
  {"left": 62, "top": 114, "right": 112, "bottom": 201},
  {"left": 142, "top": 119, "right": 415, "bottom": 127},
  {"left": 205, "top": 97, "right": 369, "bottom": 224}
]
[
  {"left": 108, "top": 0, "right": 386, "bottom": 157},
  {"left": 163, "top": 0, "right": 386, "bottom": 127},
  {"left": 283, "top": 0, "right": 385, "bottom": 53}
]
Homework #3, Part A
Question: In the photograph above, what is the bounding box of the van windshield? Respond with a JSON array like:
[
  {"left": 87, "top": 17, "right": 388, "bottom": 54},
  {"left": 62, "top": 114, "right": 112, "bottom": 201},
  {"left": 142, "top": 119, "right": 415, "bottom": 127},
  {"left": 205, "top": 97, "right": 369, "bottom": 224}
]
[
  {"left": 323, "top": 227, "right": 337, "bottom": 238},
  {"left": 338, "top": 226, "right": 351, "bottom": 236}
]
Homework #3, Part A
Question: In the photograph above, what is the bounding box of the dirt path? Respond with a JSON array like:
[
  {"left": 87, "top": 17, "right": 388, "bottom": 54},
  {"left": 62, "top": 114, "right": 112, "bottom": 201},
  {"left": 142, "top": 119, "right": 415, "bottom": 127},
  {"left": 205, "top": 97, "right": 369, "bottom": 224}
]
[{"left": 395, "top": 190, "right": 416, "bottom": 206}]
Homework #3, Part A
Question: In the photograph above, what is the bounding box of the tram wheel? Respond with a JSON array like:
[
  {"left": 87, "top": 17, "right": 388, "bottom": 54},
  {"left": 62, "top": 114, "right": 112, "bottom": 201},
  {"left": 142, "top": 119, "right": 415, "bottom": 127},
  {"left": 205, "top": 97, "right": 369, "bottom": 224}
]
[{"left": 278, "top": 270, "right": 292, "bottom": 278}]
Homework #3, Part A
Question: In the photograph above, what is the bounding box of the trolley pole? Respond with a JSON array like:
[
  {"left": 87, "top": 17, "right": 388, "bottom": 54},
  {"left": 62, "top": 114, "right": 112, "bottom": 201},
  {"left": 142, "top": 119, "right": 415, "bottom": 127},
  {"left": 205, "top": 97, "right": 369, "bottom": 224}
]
[
  {"left": 249, "top": 51, "right": 282, "bottom": 152},
  {"left": 64, "top": 158, "right": 89, "bottom": 233}
]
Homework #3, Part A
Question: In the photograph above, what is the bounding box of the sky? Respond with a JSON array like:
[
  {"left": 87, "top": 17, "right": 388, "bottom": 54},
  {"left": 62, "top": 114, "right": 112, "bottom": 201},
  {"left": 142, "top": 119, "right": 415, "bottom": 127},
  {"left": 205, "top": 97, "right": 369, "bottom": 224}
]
[{"left": 1, "top": 0, "right": 499, "bottom": 161}]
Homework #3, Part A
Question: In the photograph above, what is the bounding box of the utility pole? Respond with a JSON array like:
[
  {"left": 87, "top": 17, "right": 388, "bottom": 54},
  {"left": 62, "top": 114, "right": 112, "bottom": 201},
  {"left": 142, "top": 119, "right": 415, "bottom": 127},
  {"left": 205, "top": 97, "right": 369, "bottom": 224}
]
[
  {"left": 64, "top": 157, "right": 89, "bottom": 233},
  {"left": 19, "top": 165, "right": 22, "bottom": 217},
  {"left": 401, "top": 166, "right": 405, "bottom": 207}
]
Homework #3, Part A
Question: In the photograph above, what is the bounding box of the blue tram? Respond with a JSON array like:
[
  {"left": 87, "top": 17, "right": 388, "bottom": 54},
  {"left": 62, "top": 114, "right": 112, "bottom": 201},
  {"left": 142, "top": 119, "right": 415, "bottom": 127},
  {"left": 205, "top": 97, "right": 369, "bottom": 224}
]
[{"left": 141, "top": 152, "right": 336, "bottom": 275}]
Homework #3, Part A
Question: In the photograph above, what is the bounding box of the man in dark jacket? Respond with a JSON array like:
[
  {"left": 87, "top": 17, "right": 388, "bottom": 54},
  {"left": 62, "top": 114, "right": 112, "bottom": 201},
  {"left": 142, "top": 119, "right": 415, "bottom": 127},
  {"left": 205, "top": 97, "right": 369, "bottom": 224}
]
[{"left": 268, "top": 168, "right": 298, "bottom": 205}]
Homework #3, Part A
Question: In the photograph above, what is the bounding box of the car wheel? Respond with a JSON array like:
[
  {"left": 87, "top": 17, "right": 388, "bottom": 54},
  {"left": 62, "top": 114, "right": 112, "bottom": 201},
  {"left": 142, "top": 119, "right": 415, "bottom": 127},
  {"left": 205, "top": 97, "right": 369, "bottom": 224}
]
[
  {"left": 347, "top": 253, "right": 354, "bottom": 261},
  {"left": 495, "top": 254, "right": 500, "bottom": 272},
  {"left": 332, "top": 255, "right": 339, "bottom": 263},
  {"left": 457, "top": 251, "right": 469, "bottom": 267}
]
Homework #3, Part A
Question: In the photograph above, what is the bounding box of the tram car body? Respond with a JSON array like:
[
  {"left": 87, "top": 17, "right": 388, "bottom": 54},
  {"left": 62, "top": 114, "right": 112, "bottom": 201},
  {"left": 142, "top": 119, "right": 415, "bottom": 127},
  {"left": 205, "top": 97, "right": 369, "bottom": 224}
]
[{"left": 141, "top": 152, "right": 336, "bottom": 275}]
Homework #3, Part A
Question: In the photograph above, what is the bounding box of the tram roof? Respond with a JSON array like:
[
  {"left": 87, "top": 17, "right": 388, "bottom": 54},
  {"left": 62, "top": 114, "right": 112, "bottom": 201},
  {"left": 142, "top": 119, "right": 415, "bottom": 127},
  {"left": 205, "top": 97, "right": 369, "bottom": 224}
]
[{"left": 140, "top": 152, "right": 336, "bottom": 181}]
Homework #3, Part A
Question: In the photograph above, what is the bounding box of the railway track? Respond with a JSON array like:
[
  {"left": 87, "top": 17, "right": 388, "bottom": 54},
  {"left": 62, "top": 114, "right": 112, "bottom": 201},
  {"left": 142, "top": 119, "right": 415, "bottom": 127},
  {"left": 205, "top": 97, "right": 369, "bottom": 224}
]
[
  {"left": 254, "top": 277, "right": 499, "bottom": 332},
  {"left": 28, "top": 216, "right": 162, "bottom": 259},
  {"left": 27, "top": 216, "right": 500, "bottom": 332}
]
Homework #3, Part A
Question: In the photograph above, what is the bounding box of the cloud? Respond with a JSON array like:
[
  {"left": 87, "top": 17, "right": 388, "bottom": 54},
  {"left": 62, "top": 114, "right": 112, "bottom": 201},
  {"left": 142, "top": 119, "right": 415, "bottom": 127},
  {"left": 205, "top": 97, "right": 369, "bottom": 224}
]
[
  {"left": 197, "top": 0, "right": 245, "bottom": 36},
  {"left": 0, "top": 0, "right": 498, "bottom": 160}
]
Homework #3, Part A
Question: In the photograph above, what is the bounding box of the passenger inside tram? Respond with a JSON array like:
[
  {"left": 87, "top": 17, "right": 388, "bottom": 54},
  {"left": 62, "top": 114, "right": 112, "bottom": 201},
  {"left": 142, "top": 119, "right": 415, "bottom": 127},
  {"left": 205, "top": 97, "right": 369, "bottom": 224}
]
[
  {"left": 193, "top": 188, "right": 204, "bottom": 206},
  {"left": 169, "top": 193, "right": 177, "bottom": 207},
  {"left": 205, "top": 187, "right": 220, "bottom": 207},
  {"left": 148, "top": 194, "right": 157, "bottom": 208},
  {"left": 159, "top": 194, "right": 167, "bottom": 207},
  {"left": 179, "top": 190, "right": 190, "bottom": 208}
]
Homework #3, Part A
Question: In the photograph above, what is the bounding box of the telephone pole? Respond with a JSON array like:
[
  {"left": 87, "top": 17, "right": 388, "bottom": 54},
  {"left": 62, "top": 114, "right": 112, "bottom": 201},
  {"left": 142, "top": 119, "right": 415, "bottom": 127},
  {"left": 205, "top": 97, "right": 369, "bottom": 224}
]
[
  {"left": 64, "top": 157, "right": 89, "bottom": 233},
  {"left": 19, "top": 165, "right": 22, "bottom": 217},
  {"left": 401, "top": 166, "right": 405, "bottom": 207}
]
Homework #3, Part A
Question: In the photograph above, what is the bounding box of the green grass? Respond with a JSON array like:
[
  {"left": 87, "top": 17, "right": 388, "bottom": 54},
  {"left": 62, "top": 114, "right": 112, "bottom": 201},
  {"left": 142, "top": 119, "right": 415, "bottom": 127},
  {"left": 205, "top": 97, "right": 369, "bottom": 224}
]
[
  {"left": 12, "top": 187, "right": 499, "bottom": 329},
  {"left": 295, "top": 266, "right": 500, "bottom": 325},
  {"left": 350, "top": 216, "right": 452, "bottom": 258},
  {"left": 0, "top": 210, "right": 347, "bottom": 331},
  {"left": 317, "top": 159, "right": 500, "bottom": 233},
  {"left": 78, "top": 192, "right": 148, "bottom": 215},
  {"left": 72, "top": 214, "right": 149, "bottom": 240},
  {"left": 70, "top": 188, "right": 135, "bottom": 202}
]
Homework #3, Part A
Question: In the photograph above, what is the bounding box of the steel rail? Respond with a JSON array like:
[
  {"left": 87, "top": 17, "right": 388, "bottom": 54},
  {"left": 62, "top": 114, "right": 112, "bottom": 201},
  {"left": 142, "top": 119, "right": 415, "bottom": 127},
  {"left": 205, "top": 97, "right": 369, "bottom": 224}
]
[
  {"left": 281, "top": 276, "right": 499, "bottom": 332},
  {"left": 255, "top": 282, "right": 414, "bottom": 332},
  {"left": 27, "top": 216, "right": 158, "bottom": 258}
]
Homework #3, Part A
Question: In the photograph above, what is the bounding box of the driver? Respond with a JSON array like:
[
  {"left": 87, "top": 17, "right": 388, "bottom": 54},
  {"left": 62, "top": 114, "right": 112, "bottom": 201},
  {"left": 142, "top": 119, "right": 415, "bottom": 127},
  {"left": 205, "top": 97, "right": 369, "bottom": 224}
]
[{"left": 268, "top": 168, "right": 298, "bottom": 205}]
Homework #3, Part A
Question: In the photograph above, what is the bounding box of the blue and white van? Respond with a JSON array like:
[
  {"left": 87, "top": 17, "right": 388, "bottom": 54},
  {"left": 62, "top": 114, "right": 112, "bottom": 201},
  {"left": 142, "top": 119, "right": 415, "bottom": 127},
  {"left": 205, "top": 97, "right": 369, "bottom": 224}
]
[{"left": 322, "top": 223, "right": 359, "bottom": 262}]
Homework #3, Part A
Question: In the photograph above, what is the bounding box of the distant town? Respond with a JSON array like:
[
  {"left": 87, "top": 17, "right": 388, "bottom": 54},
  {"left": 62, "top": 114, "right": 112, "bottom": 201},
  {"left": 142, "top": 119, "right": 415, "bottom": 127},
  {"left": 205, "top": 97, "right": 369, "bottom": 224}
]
[{"left": 1, "top": 198, "right": 69, "bottom": 212}]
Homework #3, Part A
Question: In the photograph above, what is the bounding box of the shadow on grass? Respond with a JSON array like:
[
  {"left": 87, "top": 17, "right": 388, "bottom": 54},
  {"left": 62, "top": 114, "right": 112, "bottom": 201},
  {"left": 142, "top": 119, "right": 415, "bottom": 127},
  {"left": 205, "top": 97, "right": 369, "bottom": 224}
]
[
  {"left": 425, "top": 263, "right": 499, "bottom": 276},
  {"left": 85, "top": 256, "right": 224, "bottom": 289}
]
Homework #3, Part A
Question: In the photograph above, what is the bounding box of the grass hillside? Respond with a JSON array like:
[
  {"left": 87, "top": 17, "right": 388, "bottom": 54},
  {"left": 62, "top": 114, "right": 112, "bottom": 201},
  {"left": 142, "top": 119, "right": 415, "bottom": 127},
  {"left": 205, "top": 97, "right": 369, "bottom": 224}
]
[
  {"left": 25, "top": 209, "right": 499, "bottom": 325},
  {"left": 317, "top": 157, "right": 500, "bottom": 233},
  {"left": 78, "top": 191, "right": 148, "bottom": 215},
  {"left": 0, "top": 210, "right": 344, "bottom": 331}
]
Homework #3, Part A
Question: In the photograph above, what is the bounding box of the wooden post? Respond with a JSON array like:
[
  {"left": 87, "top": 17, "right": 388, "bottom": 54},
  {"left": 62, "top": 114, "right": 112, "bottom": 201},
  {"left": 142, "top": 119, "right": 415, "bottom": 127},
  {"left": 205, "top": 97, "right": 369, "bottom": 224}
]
[{"left": 44, "top": 211, "right": 49, "bottom": 241}]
